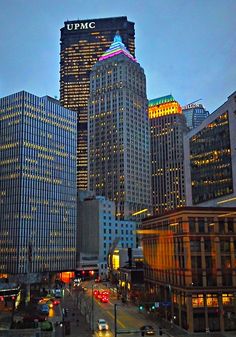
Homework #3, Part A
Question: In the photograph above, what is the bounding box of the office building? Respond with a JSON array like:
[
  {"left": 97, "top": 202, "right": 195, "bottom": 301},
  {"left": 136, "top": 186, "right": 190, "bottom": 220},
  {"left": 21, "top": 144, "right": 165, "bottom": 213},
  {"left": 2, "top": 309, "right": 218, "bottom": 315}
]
[
  {"left": 149, "top": 95, "right": 187, "bottom": 215},
  {"left": 184, "top": 91, "right": 236, "bottom": 207},
  {"left": 0, "top": 91, "right": 77, "bottom": 280},
  {"left": 77, "top": 193, "right": 137, "bottom": 278},
  {"left": 182, "top": 102, "right": 209, "bottom": 130},
  {"left": 88, "top": 32, "right": 151, "bottom": 219},
  {"left": 60, "top": 17, "right": 135, "bottom": 189},
  {"left": 141, "top": 207, "right": 236, "bottom": 333}
]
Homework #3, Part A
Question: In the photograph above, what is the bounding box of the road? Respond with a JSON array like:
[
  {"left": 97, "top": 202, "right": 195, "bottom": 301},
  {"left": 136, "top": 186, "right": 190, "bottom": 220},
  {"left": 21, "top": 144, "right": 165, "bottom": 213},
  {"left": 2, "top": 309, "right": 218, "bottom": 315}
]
[{"left": 61, "top": 281, "right": 167, "bottom": 337}]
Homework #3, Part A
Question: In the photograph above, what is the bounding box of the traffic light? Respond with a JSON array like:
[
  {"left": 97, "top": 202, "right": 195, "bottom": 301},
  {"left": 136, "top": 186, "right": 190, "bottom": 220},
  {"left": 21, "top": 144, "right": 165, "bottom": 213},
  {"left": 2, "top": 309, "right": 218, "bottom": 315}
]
[
  {"left": 139, "top": 304, "right": 144, "bottom": 310},
  {"left": 151, "top": 304, "right": 155, "bottom": 310}
]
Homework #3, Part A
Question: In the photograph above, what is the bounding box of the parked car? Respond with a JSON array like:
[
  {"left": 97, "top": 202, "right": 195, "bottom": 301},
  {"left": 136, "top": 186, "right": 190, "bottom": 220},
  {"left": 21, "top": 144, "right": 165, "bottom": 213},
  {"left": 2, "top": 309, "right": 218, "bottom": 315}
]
[
  {"left": 97, "top": 319, "right": 109, "bottom": 331},
  {"left": 140, "top": 325, "right": 155, "bottom": 335}
]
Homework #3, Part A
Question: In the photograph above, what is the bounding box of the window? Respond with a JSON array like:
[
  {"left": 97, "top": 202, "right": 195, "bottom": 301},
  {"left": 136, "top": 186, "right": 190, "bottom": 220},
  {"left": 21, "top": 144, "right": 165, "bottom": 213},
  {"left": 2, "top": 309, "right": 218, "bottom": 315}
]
[
  {"left": 189, "top": 218, "right": 196, "bottom": 232},
  {"left": 222, "top": 294, "right": 233, "bottom": 305},
  {"left": 204, "top": 239, "right": 212, "bottom": 252},
  {"left": 219, "top": 220, "right": 225, "bottom": 234},
  {"left": 198, "top": 218, "right": 205, "bottom": 233},
  {"left": 192, "top": 294, "right": 204, "bottom": 307},
  {"left": 190, "top": 240, "right": 201, "bottom": 252},
  {"left": 206, "top": 294, "right": 218, "bottom": 307}
]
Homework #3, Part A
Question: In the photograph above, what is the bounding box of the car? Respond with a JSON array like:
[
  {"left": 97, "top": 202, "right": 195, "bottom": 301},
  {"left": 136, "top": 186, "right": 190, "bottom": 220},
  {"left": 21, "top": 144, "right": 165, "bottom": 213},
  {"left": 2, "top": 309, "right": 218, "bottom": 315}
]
[
  {"left": 38, "top": 304, "right": 50, "bottom": 315},
  {"left": 140, "top": 325, "right": 155, "bottom": 335},
  {"left": 23, "top": 314, "right": 47, "bottom": 322},
  {"left": 38, "top": 298, "right": 54, "bottom": 308},
  {"left": 100, "top": 296, "right": 109, "bottom": 303},
  {"left": 93, "top": 289, "right": 99, "bottom": 297},
  {"left": 97, "top": 319, "right": 109, "bottom": 331},
  {"left": 54, "top": 288, "right": 62, "bottom": 298}
]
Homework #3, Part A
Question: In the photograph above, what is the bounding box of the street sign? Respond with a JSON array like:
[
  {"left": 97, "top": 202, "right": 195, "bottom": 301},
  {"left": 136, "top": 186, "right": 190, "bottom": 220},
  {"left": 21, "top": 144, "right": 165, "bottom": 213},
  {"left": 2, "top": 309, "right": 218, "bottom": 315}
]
[{"left": 155, "top": 302, "right": 159, "bottom": 308}]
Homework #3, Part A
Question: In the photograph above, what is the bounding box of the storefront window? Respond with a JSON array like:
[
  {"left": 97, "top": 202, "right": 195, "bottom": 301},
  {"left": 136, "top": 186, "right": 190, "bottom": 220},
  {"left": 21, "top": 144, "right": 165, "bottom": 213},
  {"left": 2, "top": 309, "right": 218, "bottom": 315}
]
[
  {"left": 222, "top": 293, "right": 233, "bottom": 305},
  {"left": 192, "top": 294, "right": 204, "bottom": 307},
  {"left": 206, "top": 294, "right": 218, "bottom": 307}
]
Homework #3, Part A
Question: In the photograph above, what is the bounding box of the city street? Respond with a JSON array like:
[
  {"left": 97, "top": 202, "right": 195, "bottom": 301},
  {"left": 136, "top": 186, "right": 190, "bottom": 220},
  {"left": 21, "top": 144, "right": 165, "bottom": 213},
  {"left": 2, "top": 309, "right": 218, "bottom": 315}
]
[{"left": 61, "top": 281, "right": 168, "bottom": 337}]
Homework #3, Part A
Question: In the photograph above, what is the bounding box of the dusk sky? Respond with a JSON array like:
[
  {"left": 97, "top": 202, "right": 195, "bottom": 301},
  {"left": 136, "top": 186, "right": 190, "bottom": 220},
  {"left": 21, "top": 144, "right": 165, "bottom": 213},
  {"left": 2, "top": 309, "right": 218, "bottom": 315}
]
[{"left": 0, "top": 0, "right": 235, "bottom": 113}]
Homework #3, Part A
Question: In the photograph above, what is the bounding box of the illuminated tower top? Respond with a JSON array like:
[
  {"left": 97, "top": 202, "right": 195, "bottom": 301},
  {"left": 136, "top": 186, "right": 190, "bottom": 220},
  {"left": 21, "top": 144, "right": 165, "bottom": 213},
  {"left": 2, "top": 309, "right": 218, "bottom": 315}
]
[
  {"left": 149, "top": 94, "right": 182, "bottom": 119},
  {"left": 99, "top": 32, "right": 137, "bottom": 62}
]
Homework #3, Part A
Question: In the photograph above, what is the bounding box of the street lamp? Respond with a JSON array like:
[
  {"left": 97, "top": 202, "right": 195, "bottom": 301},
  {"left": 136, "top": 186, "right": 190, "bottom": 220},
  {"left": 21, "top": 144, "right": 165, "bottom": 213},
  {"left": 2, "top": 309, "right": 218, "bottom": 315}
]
[
  {"left": 114, "top": 303, "right": 118, "bottom": 337},
  {"left": 91, "top": 284, "right": 95, "bottom": 333}
]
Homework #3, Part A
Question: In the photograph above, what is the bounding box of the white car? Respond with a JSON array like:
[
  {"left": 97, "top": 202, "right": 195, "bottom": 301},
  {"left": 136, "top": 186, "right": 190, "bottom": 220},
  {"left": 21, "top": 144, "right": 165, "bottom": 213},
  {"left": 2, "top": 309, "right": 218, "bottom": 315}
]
[{"left": 97, "top": 319, "right": 109, "bottom": 331}]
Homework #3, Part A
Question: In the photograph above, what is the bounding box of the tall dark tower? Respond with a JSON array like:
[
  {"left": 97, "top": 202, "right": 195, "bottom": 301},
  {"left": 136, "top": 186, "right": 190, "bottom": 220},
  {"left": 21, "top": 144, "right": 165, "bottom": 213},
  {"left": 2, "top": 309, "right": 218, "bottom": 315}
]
[{"left": 60, "top": 17, "right": 135, "bottom": 189}]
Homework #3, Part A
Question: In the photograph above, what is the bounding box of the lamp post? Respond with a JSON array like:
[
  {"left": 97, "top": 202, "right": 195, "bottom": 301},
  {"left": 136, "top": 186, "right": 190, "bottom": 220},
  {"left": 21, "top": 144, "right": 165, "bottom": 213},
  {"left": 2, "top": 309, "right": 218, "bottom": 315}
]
[
  {"left": 91, "top": 284, "right": 94, "bottom": 333},
  {"left": 114, "top": 303, "right": 118, "bottom": 337}
]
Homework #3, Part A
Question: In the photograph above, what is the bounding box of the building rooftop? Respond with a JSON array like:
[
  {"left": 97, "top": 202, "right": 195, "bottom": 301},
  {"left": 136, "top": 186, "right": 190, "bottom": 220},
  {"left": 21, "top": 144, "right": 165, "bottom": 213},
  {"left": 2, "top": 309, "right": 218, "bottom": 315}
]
[
  {"left": 99, "top": 32, "right": 136, "bottom": 62},
  {"left": 149, "top": 94, "right": 175, "bottom": 107}
]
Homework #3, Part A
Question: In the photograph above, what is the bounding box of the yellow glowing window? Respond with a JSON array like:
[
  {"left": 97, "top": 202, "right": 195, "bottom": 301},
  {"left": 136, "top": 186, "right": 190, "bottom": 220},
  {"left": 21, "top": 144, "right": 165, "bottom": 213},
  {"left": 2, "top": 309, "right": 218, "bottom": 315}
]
[
  {"left": 206, "top": 294, "right": 218, "bottom": 307},
  {"left": 222, "top": 294, "right": 233, "bottom": 305},
  {"left": 112, "top": 255, "right": 120, "bottom": 270},
  {"left": 192, "top": 294, "right": 204, "bottom": 307}
]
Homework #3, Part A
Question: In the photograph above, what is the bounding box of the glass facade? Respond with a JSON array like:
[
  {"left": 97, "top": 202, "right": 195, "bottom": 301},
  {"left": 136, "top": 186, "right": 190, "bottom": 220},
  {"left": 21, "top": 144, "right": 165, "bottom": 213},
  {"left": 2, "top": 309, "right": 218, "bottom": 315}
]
[
  {"left": 190, "top": 112, "right": 233, "bottom": 204},
  {"left": 182, "top": 103, "right": 209, "bottom": 130},
  {"left": 60, "top": 17, "right": 135, "bottom": 189},
  {"left": 0, "top": 91, "right": 77, "bottom": 275}
]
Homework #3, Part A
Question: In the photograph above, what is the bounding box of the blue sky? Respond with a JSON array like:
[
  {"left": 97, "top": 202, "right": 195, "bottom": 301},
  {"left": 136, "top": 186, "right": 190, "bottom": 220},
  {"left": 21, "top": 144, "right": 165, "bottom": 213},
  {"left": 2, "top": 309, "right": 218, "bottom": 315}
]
[{"left": 0, "top": 0, "right": 235, "bottom": 112}]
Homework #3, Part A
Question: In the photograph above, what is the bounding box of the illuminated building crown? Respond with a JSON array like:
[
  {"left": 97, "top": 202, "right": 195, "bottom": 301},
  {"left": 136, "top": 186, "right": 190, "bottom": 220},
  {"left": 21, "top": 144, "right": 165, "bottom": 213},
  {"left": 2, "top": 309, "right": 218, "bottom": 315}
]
[
  {"left": 99, "top": 31, "right": 137, "bottom": 62},
  {"left": 148, "top": 94, "right": 182, "bottom": 119}
]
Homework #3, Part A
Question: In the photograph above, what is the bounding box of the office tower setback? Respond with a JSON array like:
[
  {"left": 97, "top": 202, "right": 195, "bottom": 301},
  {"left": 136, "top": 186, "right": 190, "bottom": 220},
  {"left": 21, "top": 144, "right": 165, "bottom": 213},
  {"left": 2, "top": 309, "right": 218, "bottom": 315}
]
[
  {"left": 60, "top": 17, "right": 135, "bottom": 189},
  {"left": 184, "top": 91, "right": 236, "bottom": 207},
  {"left": 0, "top": 91, "right": 77, "bottom": 278},
  {"left": 149, "top": 95, "right": 187, "bottom": 215},
  {"left": 88, "top": 33, "right": 151, "bottom": 219},
  {"left": 182, "top": 102, "right": 209, "bottom": 130}
]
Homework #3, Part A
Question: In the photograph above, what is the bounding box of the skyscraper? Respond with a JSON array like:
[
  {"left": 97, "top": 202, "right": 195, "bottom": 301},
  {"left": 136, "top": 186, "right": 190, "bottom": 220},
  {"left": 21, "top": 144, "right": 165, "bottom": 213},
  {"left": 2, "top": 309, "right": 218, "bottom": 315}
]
[
  {"left": 184, "top": 91, "right": 236, "bottom": 207},
  {"left": 0, "top": 91, "right": 77, "bottom": 279},
  {"left": 88, "top": 33, "right": 151, "bottom": 220},
  {"left": 60, "top": 17, "right": 135, "bottom": 189},
  {"left": 149, "top": 95, "right": 187, "bottom": 215},
  {"left": 182, "top": 102, "right": 209, "bottom": 130}
]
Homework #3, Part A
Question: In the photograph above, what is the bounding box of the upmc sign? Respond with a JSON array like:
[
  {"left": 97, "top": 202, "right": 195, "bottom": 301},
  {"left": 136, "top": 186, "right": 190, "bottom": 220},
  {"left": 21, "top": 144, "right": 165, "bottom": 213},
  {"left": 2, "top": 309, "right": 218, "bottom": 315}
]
[{"left": 66, "top": 22, "right": 96, "bottom": 30}]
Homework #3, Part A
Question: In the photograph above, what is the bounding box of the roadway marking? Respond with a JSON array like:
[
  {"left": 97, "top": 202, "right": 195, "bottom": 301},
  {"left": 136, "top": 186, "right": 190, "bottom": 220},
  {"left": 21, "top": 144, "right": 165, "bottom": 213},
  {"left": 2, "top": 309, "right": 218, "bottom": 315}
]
[{"left": 105, "top": 307, "right": 125, "bottom": 329}]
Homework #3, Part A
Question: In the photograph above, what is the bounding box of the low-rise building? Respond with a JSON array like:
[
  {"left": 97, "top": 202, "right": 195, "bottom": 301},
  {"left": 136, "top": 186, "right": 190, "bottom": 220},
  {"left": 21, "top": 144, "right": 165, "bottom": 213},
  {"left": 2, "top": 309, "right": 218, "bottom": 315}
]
[
  {"left": 77, "top": 193, "right": 137, "bottom": 278},
  {"left": 141, "top": 207, "right": 236, "bottom": 333}
]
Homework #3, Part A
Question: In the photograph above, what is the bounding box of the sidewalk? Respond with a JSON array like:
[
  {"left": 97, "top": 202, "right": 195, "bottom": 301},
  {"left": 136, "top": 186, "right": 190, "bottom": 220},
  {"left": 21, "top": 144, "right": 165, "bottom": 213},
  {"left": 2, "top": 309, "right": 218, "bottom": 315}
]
[{"left": 61, "top": 286, "right": 93, "bottom": 337}]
